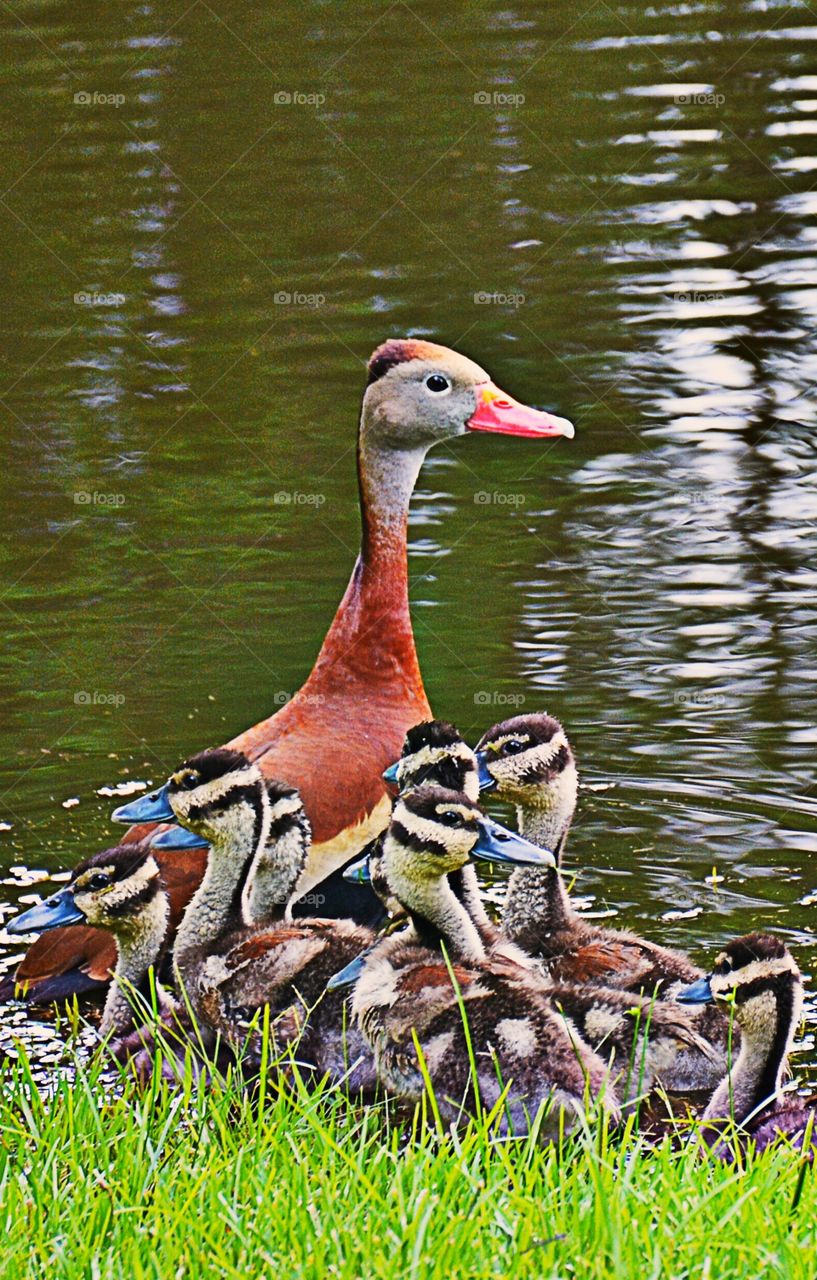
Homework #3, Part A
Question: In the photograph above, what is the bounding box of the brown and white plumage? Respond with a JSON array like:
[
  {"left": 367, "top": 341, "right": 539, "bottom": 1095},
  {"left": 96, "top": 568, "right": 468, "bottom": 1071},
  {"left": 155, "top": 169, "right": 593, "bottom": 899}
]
[
  {"left": 475, "top": 712, "right": 734, "bottom": 1091},
  {"left": 348, "top": 787, "right": 620, "bottom": 1138},
  {"left": 164, "top": 749, "right": 376, "bottom": 1090},
  {"left": 679, "top": 933, "right": 816, "bottom": 1160}
]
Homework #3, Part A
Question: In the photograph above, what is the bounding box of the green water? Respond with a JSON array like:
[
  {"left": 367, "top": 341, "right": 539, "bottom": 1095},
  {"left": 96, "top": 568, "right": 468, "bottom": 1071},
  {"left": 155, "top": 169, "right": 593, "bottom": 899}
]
[{"left": 1, "top": 0, "right": 816, "bottom": 1067}]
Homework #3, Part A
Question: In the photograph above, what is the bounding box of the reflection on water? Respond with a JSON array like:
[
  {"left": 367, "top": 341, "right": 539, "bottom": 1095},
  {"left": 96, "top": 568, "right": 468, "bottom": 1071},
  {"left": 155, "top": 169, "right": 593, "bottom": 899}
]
[{"left": 0, "top": 0, "right": 816, "bottom": 1076}]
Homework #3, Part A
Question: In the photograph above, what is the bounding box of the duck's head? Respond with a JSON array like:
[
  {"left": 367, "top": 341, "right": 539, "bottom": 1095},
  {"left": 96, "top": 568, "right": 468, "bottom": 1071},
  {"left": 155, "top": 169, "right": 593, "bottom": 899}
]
[
  {"left": 384, "top": 785, "right": 555, "bottom": 886},
  {"left": 476, "top": 712, "right": 577, "bottom": 818},
  {"left": 678, "top": 933, "right": 802, "bottom": 1036},
  {"left": 7, "top": 842, "right": 166, "bottom": 939},
  {"left": 361, "top": 339, "right": 574, "bottom": 454},
  {"left": 147, "top": 748, "right": 266, "bottom": 850},
  {"left": 383, "top": 719, "right": 480, "bottom": 802}
]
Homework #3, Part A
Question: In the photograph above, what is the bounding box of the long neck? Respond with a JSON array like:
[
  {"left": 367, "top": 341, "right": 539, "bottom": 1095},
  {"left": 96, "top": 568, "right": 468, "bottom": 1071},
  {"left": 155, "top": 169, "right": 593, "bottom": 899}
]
[
  {"left": 298, "top": 436, "right": 429, "bottom": 702},
  {"left": 387, "top": 856, "right": 486, "bottom": 963},
  {"left": 101, "top": 896, "right": 169, "bottom": 1037},
  {"left": 449, "top": 866, "right": 496, "bottom": 943},
  {"left": 502, "top": 802, "right": 577, "bottom": 950},
  {"left": 174, "top": 811, "right": 266, "bottom": 989},
  {"left": 705, "top": 984, "right": 802, "bottom": 1124},
  {"left": 244, "top": 827, "right": 307, "bottom": 925}
]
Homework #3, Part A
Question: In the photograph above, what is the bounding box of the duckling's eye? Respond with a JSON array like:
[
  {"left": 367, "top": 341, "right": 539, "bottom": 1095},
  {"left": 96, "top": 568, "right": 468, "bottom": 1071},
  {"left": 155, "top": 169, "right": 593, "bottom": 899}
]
[
  {"left": 425, "top": 374, "right": 450, "bottom": 394},
  {"left": 180, "top": 773, "right": 200, "bottom": 791},
  {"left": 437, "top": 810, "right": 462, "bottom": 827},
  {"left": 89, "top": 873, "right": 110, "bottom": 891},
  {"left": 502, "top": 739, "right": 528, "bottom": 756}
]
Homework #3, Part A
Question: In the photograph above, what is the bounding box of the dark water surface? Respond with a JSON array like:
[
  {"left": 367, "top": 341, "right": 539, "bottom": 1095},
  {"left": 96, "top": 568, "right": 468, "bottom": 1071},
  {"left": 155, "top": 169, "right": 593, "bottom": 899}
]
[{"left": 1, "top": 1, "right": 816, "bottom": 1073}]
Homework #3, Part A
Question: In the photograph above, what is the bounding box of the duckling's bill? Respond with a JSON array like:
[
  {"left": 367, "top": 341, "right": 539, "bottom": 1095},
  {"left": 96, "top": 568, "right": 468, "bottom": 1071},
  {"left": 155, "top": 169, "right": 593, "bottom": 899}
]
[
  {"left": 473, "top": 817, "right": 555, "bottom": 866},
  {"left": 150, "top": 826, "right": 210, "bottom": 850},
  {"left": 676, "top": 976, "right": 714, "bottom": 1005},
  {"left": 326, "top": 952, "right": 368, "bottom": 992},
  {"left": 112, "top": 783, "right": 175, "bottom": 824},
  {"left": 342, "top": 854, "right": 371, "bottom": 884},
  {"left": 7, "top": 888, "right": 85, "bottom": 935},
  {"left": 475, "top": 753, "right": 496, "bottom": 792}
]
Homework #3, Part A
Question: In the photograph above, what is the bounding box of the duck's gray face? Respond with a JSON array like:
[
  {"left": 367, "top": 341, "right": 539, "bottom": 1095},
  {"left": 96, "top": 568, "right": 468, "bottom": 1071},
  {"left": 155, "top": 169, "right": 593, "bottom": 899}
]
[
  {"left": 476, "top": 715, "right": 577, "bottom": 813},
  {"left": 361, "top": 339, "right": 574, "bottom": 454},
  {"left": 165, "top": 750, "right": 265, "bottom": 845}
]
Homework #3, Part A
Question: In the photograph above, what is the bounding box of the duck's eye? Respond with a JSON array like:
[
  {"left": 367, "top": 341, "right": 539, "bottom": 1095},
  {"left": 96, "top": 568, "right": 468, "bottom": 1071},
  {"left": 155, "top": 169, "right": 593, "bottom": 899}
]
[
  {"left": 437, "top": 810, "right": 462, "bottom": 827},
  {"left": 502, "top": 739, "right": 528, "bottom": 756},
  {"left": 180, "top": 773, "right": 200, "bottom": 791},
  {"left": 425, "top": 374, "right": 450, "bottom": 394},
  {"left": 89, "top": 873, "right": 110, "bottom": 891}
]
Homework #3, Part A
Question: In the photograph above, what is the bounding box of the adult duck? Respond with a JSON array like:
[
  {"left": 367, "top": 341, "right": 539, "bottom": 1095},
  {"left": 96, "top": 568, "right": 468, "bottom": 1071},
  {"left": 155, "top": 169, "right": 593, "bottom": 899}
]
[{"left": 8, "top": 340, "right": 573, "bottom": 1004}]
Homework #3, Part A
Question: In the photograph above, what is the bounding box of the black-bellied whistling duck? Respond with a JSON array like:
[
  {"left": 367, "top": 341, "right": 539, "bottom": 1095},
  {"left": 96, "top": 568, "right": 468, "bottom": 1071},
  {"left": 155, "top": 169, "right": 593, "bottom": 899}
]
[
  {"left": 678, "top": 934, "right": 817, "bottom": 1161},
  {"left": 474, "top": 712, "right": 735, "bottom": 1090},
  {"left": 8, "top": 340, "right": 573, "bottom": 1004},
  {"left": 331, "top": 786, "right": 621, "bottom": 1139}
]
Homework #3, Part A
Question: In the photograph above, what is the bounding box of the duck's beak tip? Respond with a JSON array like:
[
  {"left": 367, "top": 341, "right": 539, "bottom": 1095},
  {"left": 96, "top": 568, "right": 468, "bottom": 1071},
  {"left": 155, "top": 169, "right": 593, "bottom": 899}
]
[{"left": 467, "top": 384, "right": 575, "bottom": 441}]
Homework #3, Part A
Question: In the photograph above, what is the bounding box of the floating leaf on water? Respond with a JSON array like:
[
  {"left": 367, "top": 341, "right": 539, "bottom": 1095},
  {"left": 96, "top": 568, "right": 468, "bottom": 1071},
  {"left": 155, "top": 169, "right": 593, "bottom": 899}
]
[
  {"left": 662, "top": 907, "right": 703, "bottom": 921},
  {"left": 0, "top": 822, "right": 11, "bottom": 833},
  {"left": 61, "top": 797, "right": 80, "bottom": 809}
]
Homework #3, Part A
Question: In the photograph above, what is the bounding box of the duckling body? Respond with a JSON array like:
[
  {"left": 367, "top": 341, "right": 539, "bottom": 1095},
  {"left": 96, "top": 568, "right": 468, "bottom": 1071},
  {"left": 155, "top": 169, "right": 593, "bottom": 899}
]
[
  {"left": 475, "top": 713, "right": 734, "bottom": 1092},
  {"left": 679, "top": 933, "right": 816, "bottom": 1160},
  {"left": 347, "top": 787, "right": 620, "bottom": 1139},
  {"left": 158, "top": 749, "right": 376, "bottom": 1090}
]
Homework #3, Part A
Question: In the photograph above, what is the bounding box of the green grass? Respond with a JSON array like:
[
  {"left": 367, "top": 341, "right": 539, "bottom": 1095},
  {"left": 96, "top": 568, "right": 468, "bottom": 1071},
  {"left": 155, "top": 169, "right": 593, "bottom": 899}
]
[{"left": 0, "top": 1041, "right": 815, "bottom": 1280}]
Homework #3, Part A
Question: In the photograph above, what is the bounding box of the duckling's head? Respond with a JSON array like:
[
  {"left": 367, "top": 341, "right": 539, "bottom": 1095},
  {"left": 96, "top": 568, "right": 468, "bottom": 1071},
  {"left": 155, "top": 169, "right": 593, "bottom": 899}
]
[
  {"left": 475, "top": 712, "right": 577, "bottom": 819},
  {"left": 679, "top": 933, "right": 803, "bottom": 1040},
  {"left": 8, "top": 842, "right": 167, "bottom": 941},
  {"left": 361, "top": 339, "right": 574, "bottom": 454},
  {"left": 385, "top": 785, "right": 554, "bottom": 885},
  {"left": 162, "top": 748, "right": 266, "bottom": 848},
  {"left": 386, "top": 719, "right": 480, "bottom": 801}
]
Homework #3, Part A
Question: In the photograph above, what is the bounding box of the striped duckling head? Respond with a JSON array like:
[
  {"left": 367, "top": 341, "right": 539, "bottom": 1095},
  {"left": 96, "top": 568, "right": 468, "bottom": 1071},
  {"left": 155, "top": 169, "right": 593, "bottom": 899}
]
[
  {"left": 8, "top": 841, "right": 167, "bottom": 942},
  {"left": 681, "top": 933, "right": 803, "bottom": 1039},
  {"left": 386, "top": 720, "right": 480, "bottom": 802},
  {"left": 161, "top": 748, "right": 268, "bottom": 849},
  {"left": 475, "top": 713, "right": 577, "bottom": 849}
]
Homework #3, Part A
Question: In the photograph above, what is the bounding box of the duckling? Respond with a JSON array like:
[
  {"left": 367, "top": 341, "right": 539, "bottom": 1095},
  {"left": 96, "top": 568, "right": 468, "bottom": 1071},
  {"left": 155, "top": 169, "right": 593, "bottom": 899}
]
[
  {"left": 344, "top": 835, "right": 717, "bottom": 1109},
  {"left": 336, "top": 785, "right": 621, "bottom": 1139},
  {"left": 151, "top": 748, "right": 376, "bottom": 1088},
  {"left": 474, "top": 713, "right": 735, "bottom": 1090},
  {"left": 8, "top": 844, "right": 171, "bottom": 1048},
  {"left": 678, "top": 933, "right": 816, "bottom": 1160},
  {"left": 476, "top": 713, "right": 704, "bottom": 990}
]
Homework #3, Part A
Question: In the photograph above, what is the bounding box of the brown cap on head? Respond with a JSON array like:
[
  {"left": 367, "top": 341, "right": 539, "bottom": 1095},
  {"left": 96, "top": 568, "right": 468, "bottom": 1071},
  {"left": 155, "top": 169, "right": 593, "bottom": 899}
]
[{"left": 367, "top": 338, "right": 452, "bottom": 385}]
